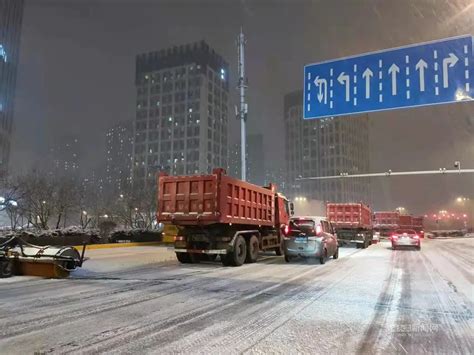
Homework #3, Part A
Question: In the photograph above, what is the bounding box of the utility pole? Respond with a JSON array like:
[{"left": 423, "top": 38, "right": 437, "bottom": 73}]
[{"left": 237, "top": 28, "right": 248, "bottom": 181}]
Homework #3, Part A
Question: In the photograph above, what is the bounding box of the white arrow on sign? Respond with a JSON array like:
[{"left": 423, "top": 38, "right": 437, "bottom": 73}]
[
  {"left": 415, "top": 59, "right": 428, "bottom": 92},
  {"left": 388, "top": 64, "right": 400, "bottom": 95},
  {"left": 314, "top": 76, "right": 328, "bottom": 104},
  {"left": 337, "top": 72, "right": 350, "bottom": 102},
  {"left": 442, "top": 53, "right": 458, "bottom": 88},
  {"left": 362, "top": 68, "right": 373, "bottom": 99}
]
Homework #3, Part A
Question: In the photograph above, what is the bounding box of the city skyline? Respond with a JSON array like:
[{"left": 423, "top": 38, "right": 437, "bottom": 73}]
[{"left": 8, "top": 0, "right": 474, "bottom": 214}]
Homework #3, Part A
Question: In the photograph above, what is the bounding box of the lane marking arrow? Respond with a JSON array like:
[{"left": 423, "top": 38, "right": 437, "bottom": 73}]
[
  {"left": 337, "top": 72, "right": 350, "bottom": 102},
  {"left": 442, "top": 53, "right": 458, "bottom": 88},
  {"left": 415, "top": 59, "right": 428, "bottom": 92},
  {"left": 362, "top": 68, "right": 373, "bottom": 99},
  {"left": 388, "top": 64, "right": 400, "bottom": 95},
  {"left": 314, "top": 76, "right": 328, "bottom": 104}
]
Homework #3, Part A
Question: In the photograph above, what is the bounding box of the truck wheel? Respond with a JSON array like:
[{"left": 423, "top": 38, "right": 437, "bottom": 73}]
[
  {"left": 333, "top": 247, "right": 339, "bottom": 259},
  {"left": 245, "top": 235, "right": 259, "bottom": 263},
  {"left": 0, "top": 260, "right": 13, "bottom": 278},
  {"left": 284, "top": 255, "right": 291, "bottom": 263},
  {"left": 362, "top": 240, "right": 368, "bottom": 249},
  {"left": 176, "top": 252, "right": 192, "bottom": 263},
  {"left": 229, "top": 236, "right": 247, "bottom": 266}
]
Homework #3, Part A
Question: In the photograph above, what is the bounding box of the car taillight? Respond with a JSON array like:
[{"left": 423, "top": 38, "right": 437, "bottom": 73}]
[
  {"left": 316, "top": 224, "right": 322, "bottom": 235},
  {"left": 391, "top": 235, "right": 398, "bottom": 240},
  {"left": 412, "top": 235, "right": 419, "bottom": 239},
  {"left": 284, "top": 224, "right": 290, "bottom": 235},
  {"left": 175, "top": 236, "right": 185, "bottom": 241}
]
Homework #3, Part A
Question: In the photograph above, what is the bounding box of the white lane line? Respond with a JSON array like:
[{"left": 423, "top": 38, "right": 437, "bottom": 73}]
[
  {"left": 466, "top": 83, "right": 470, "bottom": 92},
  {"left": 406, "top": 78, "right": 410, "bottom": 87},
  {"left": 434, "top": 50, "right": 438, "bottom": 59},
  {"left": 435, "top": 87, "right": 439, "bottom": 95},
  {"left": 406, "top": 90, "right": 410, "bottom": 99},
  {"left": 464, "top": 45, "right": 468, "bottom": 54},
  {"left": 379, "top": 93, "right": 383, "bottom": 102}
]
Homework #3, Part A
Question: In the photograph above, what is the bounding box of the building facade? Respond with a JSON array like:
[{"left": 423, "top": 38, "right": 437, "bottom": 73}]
[
  {"left": 47, "top": 135, "right": 81, "bottom": 176},
  {"left": 105, "top": 120, "right": 134, "bottom": 195},
  {"left": 284, "top": 90, "right": 370, "bottom": 203},
  {"left": 133, "top": 41, "right": 229, "bottom": 188},
  {"left": 0, "top": 0, "right": 24, "bottom": 176}
]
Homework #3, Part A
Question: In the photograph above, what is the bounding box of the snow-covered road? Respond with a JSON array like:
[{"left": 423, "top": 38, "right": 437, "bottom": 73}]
[{"left": 0, "top": 239, "right": 472, "bottom": 354}]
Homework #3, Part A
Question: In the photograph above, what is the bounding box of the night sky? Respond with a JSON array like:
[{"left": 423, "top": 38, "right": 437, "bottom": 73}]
[{"left": 11, "top": 0, "right": 474, "bottom": 214}]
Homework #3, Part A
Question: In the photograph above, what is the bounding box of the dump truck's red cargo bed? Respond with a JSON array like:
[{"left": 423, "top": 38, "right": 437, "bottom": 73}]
[
  {"left": 327, "top": 203, "right": 372, "bottom": 229},
  {"left": 157, "top": 168, "right": 275, "bottom": 227},
  {"left": 399, "top": 215, "right": 414, "bottom": 228},
  {"left": 373, "top": 211, "right": 400, "bottom": 228},
  {"left": 412, "top": 216, "right": 424, "bottom": 228}
]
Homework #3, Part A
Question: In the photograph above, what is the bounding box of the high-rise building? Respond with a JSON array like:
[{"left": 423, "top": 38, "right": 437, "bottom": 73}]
[
  {"left": 133, "top": 41, "right": 229, "bottom": 188},
  {"left": 284, "top": 90, "right": 370, "bottom": 203},
  {"left": 227, "top": 134, "right": 265, "bottom": 185},
  {"left": 105, "top": 121, "right": 134, "bottom": 195},
  {"left": 47, "top": 135, "right": 80, "bottom": 176},
  {"left": 227, "top": 142, "right": 241, "bottom": 179},
  {"left": 0, "top": 0, "right": 24, "bottom": 176}
]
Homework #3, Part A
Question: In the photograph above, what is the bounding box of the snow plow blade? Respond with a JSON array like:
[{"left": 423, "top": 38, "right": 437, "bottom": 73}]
[{"left": 0, "top": 237, "right": 86, "bottom": 278}]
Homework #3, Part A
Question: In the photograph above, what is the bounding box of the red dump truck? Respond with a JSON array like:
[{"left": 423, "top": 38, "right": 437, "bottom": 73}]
[
  {"left": 373, "top": 211, "right": 400, "bottom": 237},
  {"left": 327, "top": 203, "right": 373, "bottom": 248},
  {"left": 157, "top": 168, "right": 291, "bottom": 266},
  {"left": 411, "top": 216, "right": 425, "bottom": 238},
  {"left": 398, "top": 215, "right": 413, "bottom": 229}
]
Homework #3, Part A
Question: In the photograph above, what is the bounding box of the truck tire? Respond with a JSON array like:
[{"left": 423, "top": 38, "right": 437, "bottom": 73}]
[
  {"left": 362, "top": 239, "right": 368, "bottom": 249},
  {"left": 229, "top": 235, "right": 247, "bottom": 266},
  {"left": 176, "top": 252, "right": 192, "bottom": 263},
  {"left": 245, "top": 235, "right": 259, "bottom": 263},
  {"left": 284, "top": 255, "right": 292, "bottom": 263},
  {"left": 333, "top": 247, "right": 339, "bottom": 259},
  {"left": 0, "top": 260, "right": 13, "bottom": 278}
]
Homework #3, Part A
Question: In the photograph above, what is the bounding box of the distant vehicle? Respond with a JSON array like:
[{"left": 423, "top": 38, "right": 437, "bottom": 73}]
[
  {"left": 373, "top": 211, "right": 400, "bottom": 237},
  {"left": 157, "top": 168, "right": 291, "bottom": 266},
  {"left": 391, "top": 229, "right": 421, "bottom": 250},
  {"left": 283, "top": 216, "right": 338, "bottom": 264},
  {"left": 372, "top": 231, "right": 380, "bottom": 244},
  {"left": 327, "top": 203, "right": 373, "bottom": 248}
]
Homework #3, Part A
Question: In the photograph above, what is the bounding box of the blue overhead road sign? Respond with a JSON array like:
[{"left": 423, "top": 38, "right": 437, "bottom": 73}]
[{"left": 304, "top": 35, "right": 474, "bottom": 119}]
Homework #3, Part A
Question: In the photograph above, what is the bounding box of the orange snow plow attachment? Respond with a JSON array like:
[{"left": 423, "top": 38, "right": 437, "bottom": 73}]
[{"left": 0, "top": 237, "right": 86, "bottom": 278}]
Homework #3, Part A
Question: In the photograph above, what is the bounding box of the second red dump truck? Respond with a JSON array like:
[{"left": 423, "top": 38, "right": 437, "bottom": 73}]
[
  {"left": 157, "top": 168, "right": 291, "bottom": 266},
  {"left": 327, "top": 203, "right": 373, "bottom": 248}
]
